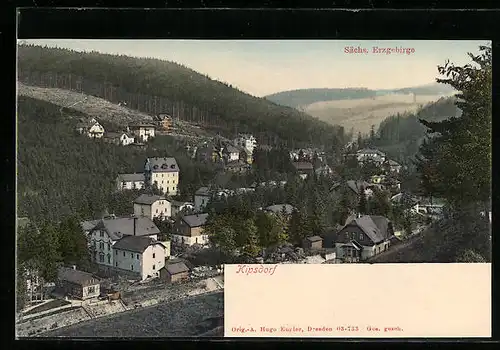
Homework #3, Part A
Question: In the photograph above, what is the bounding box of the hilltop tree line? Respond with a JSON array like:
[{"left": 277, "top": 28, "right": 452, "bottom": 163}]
[
  {"left": 17, "top": 44, "right": 348, "bottom": 150},
  {"left": 17, "top": 96, "right": 218, "bottom": 222}
]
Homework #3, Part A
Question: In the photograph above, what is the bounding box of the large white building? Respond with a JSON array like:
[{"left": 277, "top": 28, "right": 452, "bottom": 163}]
[
  {"left": 144, "top": 157, "right": 180, "bottom": 196},
  {"left": 86, "top": 216, "right": 160, "bottom": 269},
  {"left": 133, "top": 194, "right": 171, "bottom": 220},
  {"left": 116, "top": 173, "right": 145, "bottom": 191},
  {"left": 112, "top": 235, "right": 167, "bottom": 280}
]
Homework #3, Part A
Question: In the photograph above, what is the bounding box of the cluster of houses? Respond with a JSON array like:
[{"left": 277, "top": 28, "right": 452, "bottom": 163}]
[
  {"left": 75, "top": 113, "right": 174, "bottom": 146},
  {"left": 185, "top": 134, "right": 257, "bottom": 174}
]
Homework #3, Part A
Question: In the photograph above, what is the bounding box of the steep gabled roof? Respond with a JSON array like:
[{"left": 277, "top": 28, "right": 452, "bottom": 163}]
[
  {"left": 113, "top": 235, "right": 165, "bottom": 253},
  {"left": 181, "top": 213, "right": 209, "bottom": 228},
  {"left": 116, "top": 173, "right": 145, "bottom": 183},
  {"left": 344, "top": 215, "right": 392, "bottom": 244},
  {"left": 195, "top": 187, "right": 211, "bottom": 196},
  {"left": 58, "top": 267, "right": 100, "bottom": 286},
  {"left": 146, "top": 157, "right": 179, "bottom": 173},
  {"left": 134, "top": 194, "right": 167, "bottom": 205},
  {"left": 90, "top": 216, "right": 160, "bottom": 241}
]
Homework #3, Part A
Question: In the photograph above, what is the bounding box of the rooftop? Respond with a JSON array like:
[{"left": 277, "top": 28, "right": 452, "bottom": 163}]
[
  {"left": 292, "top": 162, "right": 314, "bottom": 171},
  {"left": 116, "top": 173, "right": 145, "bottom": 183},
  {"left": 113, "top": 235, "right": 165, "bottom": 253},
  {"left": 195, "top": 187, "right": 211, "bottom": 196},
  {"left": 344, "top": 215, "right": 392, "bottom": 244},
  {"left": 164, "top": 262, "right": 190, "bottom": 275},
  {"left": 306, "top": 236, "right": 323, "bottom": 242},
  {"left": 182, "top": 213, "right": 209, "bottom": 228},
  {"left": 57, "top": 267, "right": 100, "bottom": 287},
  {"left": 145, "top": 157, "right": 179, "bottom": 173},
  {"left": 91, "top": 216, "right": 160, "bottom": 241},
  {"left": 134, "top": 194, "right": 167, "bottom": 205}
]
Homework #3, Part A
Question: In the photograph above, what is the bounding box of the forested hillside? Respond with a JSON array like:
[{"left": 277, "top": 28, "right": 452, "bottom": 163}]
[
  {"left": 17, "top": 44, "right": 347, "bottom": 149},
  {"left": 265, "top": 88, "right": 377, "bottom": 108},
  {"left": 17, "top": 96, "right": 218, "bottom": 222},
  {"left": 368, "top": 97, "right": 461, "bottom": 163}
]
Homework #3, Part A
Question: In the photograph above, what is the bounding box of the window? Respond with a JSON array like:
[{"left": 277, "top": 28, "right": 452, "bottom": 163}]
[
  {"left": 153, "top": 253, "right": 156, "bottom": 258},
  {"left": 137, "top": 254, "right": 139, "bottom": 259},
  {"left": 99, "top": 242, "right": 104, "bottom": 249},
  {"left": 115, "top": 250, "right": 118, "bottom": 255},
  {"left": 88, "top": 286, "right": 95, "bottom": 294},
  {"left": 153, "top": 264, "right": 156, "bottom": 270},
  {"left": 167, "top": 180, "right": 170, "bottom": 184},
  {"left": 131, "top": 265, "right": 134, "bottom": 271},
  {"left": 100, "top": 231, "right": 104, "bottom": 237},
  {"left": 115, "top": 262, "right": 118, "bottom": 267},
  {"left": 131, "top": 253, "right": 134, "bottom": 258},
  {"left": 359, "top": 234, "right": 363, "bottom": 241},
  {"left": 107, "top": 256, "right": 111, "bottom": 264},
  {"left": 123, "top": 252, "right": 126, "bottom": 257},
  {"left": 99, "top": 254, "right": 104, "bottom": 263},
  {"left": 156, "top": 209, "right": 159, "bottom": 213},
  {"left": 107, "top": 243, "right": 110, "bottom": 250}
]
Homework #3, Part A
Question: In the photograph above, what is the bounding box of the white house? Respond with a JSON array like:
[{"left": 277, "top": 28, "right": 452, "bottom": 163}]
[
  {"left": 411, "top": 198, "right": 446, "bottom": 217},
  {"left": 222, "top": 144, "right": 241, "bottom": 162},
  {"left": 103, "top": 132, "right": 135, "bottom": 146},
  {"left": 75, "top": 117, "right": 105, "bottom": 139},
  {"left": 234, "top": 134, "right": 257, "bottom": 156},
  {"left": 356, "top": 148, "right": 386, "bottom": 164},
  {"left": 116, "top": 173, "right": 145, "bottom": 191},
  {"left": 194, "top": 187, "right": 211, "bottom": 212},
  {"left": 112, "top": 235, "right": 167, "bottom": 280},
  {"left": 128, "top": 123, "right": 156, "bottom": 143},
  {"left": 171, "top": 201, "right": 195, "bottom": 217},
  {"left": 87, "top": 216, "right": 160, "bottom": 270},
  {"left": 387, "top": 159, "right": 402, "bottom": 173},
  {"left": 144, "top": 157, "right": 180, "bottom": 196},
  {"left": 133, "top": 194, "right": 171, "bottom": 220}
]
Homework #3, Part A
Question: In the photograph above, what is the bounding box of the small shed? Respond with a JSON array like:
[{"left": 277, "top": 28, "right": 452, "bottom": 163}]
[
  {"left": 160, "top": 262, "right": 190, "bottom": 283},
  {"left": 303, "top": 236, "right": 323, "bottom": 250}
]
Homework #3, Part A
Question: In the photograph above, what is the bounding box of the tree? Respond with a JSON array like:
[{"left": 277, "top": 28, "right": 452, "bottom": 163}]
[
  {"left": 205, "top": 212, "right": 237, "bottom": 255},
  {"left": 370, "top": 124, "right": 376, "bottom": 142},
  {"left": 416, "top": 45, "right": 491, "bottom": 209},
  {"left": 288, "top": 207, "right": 311, "bottom": 244},
  {"left": 367, "top": 188, "right": 392, "bottom": 217},
  {"left": 358, "top": 187, "right": 367, "bottom": 215},
  {"left": 57, "top": 216, "right": 91, "bottom": 270},
  {"left": 36, "top": 222, "right": 62, "bottom": 282}
]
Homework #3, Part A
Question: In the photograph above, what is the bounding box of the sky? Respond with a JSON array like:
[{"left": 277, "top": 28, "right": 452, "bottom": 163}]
[{"left": 22, "top": 39, "right": 490, "bottom": 97}]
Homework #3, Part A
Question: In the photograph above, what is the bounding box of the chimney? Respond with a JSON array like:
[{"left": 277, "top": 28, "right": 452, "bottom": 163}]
[{"left": 133, "top": 216, "right": 137, "bottom": 236}]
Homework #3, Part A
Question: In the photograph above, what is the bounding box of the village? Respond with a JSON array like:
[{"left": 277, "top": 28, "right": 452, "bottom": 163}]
[{"left": 15, "top": 111, "right": 450, "bottom": 337}]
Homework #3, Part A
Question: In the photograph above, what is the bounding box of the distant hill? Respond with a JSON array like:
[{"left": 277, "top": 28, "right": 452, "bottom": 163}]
[
  {"left": 265, "top": 83, "right": 456, "bottom": 109},
  {"left": 17, "top": 44, "right": 347, "bottom": 150}
]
